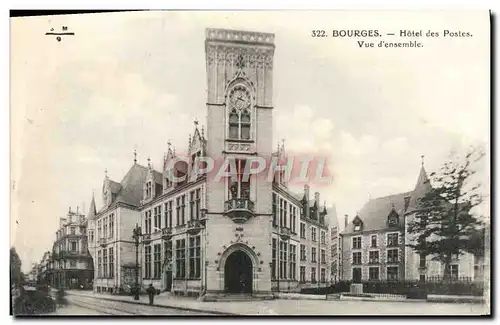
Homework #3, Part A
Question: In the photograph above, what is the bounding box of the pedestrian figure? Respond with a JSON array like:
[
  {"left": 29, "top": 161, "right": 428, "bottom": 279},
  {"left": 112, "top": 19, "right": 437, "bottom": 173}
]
[{"left": 147, "top": 284, "right": 156, "bottom": 305}]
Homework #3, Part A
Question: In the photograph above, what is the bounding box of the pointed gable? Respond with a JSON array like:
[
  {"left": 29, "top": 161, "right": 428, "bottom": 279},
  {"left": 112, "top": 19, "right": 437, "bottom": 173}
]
[
  {"left": 407, "top": 166, "right": 432, "bottom": 213},
  {"left": 87, "top": 194, "right": 97, "bottom": 220},
  {"left": 188, "top": 119, "right": 206, "bottom": 156}
]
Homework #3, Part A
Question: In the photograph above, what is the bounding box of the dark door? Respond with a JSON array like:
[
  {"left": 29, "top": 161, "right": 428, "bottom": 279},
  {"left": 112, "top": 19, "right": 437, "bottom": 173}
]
[
  {"left": 353, "top": 268, "right": 362, "bottom": 283},
  {"left": 224, "top": 250, "right": 253, "bottom": 294},
  {"left": 165, "top": 271, "right": 172, "bottom": 291}
]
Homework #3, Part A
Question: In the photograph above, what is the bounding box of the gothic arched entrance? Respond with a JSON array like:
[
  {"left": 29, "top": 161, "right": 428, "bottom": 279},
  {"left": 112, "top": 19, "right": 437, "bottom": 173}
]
[{"left": 224, "top": 250, "right": 253, "bottom": 294}]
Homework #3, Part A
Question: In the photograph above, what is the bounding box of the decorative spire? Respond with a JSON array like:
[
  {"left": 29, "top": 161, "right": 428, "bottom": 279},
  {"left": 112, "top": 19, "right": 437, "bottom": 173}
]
[
  {"left": 201, "top": 125, "right": 205, "bottom": 138},
  {"left": 133, "top": 148, "right": 137, "bottom": 164},
  {"left": 188, "top": 134, "right": 192, "bottom": 148},
  {"left": 147, "top": 156, "right": 151, "bottom": 168},
  {"left": 104, "top": 168, "right": 108, "bottom": 179},
  {"left": 421, "top": 155, "right": 425, "bottom": 167},
  {"left": 194, "top": 117, "right": 199, "bottom": 128}
]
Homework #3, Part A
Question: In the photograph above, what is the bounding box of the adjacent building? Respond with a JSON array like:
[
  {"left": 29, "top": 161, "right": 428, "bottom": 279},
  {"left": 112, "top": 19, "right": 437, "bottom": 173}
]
[
  {"left": 87, "top": 163, "right": 149, "bottom": 294},
  {"left": 339, "top": 164, "right": 486, "bottom": 282},
  {"left": 51, "top": 207, "right": 93, "bottom": 289}
]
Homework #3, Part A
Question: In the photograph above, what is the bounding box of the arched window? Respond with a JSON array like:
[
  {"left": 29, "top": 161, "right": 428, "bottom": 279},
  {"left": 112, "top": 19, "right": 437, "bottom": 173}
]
[{"left": 228, "top": 86, "right": 252, "bottom": 140}]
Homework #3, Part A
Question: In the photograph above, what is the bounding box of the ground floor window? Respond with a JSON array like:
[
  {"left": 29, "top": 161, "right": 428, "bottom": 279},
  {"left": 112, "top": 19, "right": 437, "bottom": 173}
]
[
  {"left": 280, "top": 241, "right": 288, "bottom": 279},
  {"left": 311, "top": 267, "right": 316, "bottom": 283},
  {"left": 387, "top": 266, "right": 398, "bottom": 280},
  {"left": 289, "top": 244, "right": 296, "bottom": 280},
  {"left": 97, "top": 250, "right": 102, "bottom": 278},
  {"left": 175, "top": 239, "right": 186, "bottom": 279},
  {"left": 144, "top": 245, "right": 152, "bottom": 279},
  {"left": 449, "top": 264, "right": 459, "bottom": 279},
  {"left": 300, "top": 266, "right": 306, "bottom": 282},
  {"left": 419, "top": 274, "right": 426, "bottom": 282},
  {"left": 368, "top": 267, "right": 379, "bottom": 280},
  {"left": 154, "top": 244, "right": 162, "bottom": 279},
  {"left": 271, "top": 239, "right": 277, "bottom": 280},
  {"left": 320, "top": 268, "right": 326, "bottom": 282},
  {"left": 189, "top": 236, "right": 201, "bottom": 279},
  {"left": 109, "top": 247, "right": 114, "bottom": 278},
  {"left": 103, "top": 249, "right": 108, "bottom": 278}
]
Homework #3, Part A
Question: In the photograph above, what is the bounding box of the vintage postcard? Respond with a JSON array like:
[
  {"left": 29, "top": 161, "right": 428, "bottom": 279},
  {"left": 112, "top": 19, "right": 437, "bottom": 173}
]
[{"left": 10, "top": 10, "right": 491, "bottom": 316}]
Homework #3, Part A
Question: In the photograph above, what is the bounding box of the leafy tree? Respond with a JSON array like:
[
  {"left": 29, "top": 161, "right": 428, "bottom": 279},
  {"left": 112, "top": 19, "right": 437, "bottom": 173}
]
[
  {"left": 10, "top": 247, "right": 23, "bottom": 286},
  {"left": 407, "top": 147, "right": 486, "bottom": 279}
]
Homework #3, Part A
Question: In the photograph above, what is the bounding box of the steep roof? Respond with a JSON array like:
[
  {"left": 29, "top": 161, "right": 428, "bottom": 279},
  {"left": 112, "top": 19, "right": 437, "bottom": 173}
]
[
  {"left": 341, "top": 191, "right": 411, "bottom": 234},
  {"left": 407, "top": 166, "right": 432, "bottom": 213},
  {"left": 341, "top": 166, "right": 431, "bottom": 235},
  {"left": 109, "top": 164, "right": 149, "bottom": 207}
]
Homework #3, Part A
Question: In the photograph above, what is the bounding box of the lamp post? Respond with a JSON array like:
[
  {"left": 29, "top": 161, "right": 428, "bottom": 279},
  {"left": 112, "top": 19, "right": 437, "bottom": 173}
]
[
  {"left": 201, "top": 208, "right": 208, "bottom": 294},
  {"left": 132, "top": 224, "right": 142, "bottom": 300}
]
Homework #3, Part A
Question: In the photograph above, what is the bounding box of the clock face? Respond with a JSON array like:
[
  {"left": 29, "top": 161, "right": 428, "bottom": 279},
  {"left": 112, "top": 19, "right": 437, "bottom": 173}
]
[{"left": 229, "top": 88, "right": 250, "bottom": 111}]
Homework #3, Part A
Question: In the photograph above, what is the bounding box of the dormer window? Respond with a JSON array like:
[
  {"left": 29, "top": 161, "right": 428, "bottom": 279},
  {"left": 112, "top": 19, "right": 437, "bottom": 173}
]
[
  {"left": 146, "top": 181, "right": 152, "bottom": 199},
  {"left": 352, "top": 215, "right": 363, "bottom": 232},
  {"left": 387, "top": 208, "right": 399, "bottom": 228}
]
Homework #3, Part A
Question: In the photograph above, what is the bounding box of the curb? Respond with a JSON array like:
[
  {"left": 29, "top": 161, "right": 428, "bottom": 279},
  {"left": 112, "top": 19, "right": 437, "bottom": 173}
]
[{"left": 67, "top": 292, "right": 237, "bottom": 315}]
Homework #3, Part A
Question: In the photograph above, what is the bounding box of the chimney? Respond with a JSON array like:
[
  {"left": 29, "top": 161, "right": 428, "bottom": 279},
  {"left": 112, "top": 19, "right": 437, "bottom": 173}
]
[
  {"left": 314, "top": 192, "right": 320, "bottom": 220},
  {"left": 344, "top": 214, "right": 349, "bottom": 227},
  {"left": 304, "top": 184, "right": 310, "bottom": 218}
]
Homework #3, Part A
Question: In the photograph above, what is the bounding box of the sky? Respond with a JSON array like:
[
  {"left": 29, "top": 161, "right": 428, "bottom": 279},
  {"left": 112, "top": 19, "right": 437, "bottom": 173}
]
[{"left": 10, "top": 10, "right": 490, "bottom": 271}]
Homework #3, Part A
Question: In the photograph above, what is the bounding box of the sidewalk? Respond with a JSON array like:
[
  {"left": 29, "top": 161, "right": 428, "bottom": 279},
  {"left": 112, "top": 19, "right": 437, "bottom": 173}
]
[{"left": 66, "top": 290, "right": 487, "bottom": 315}]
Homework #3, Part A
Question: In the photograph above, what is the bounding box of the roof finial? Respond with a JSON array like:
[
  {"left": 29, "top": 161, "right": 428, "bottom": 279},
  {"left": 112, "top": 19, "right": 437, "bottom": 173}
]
[
  {"left": 194, "top": 117, "right": 199, "bottom": 128},
  {"left": 201, "top": 125, "right": 205, "bottom": 138},
  {"left": 189, "top": 133, "right": 192, "bottom": 147},
  {"left": 147, "top": 156, "right": 151, "bottom": 168},
  {"left": 105, "top": 168, "right": 108, "bottom": 179},
  {"left": 167, "top": 140, "right": 172, "bottom": 151},
  {"left": 421, "top": 155, "right": 425, "bottom": 167},
  {"left": 133, "top": 148, "right": 137, "bottom": 164}
]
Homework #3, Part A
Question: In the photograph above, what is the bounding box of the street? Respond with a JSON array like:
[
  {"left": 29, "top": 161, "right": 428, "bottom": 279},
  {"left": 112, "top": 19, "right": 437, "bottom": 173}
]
[
  {"left": 50, "top": 295, "right": 215, "bottom": 315},
  {"left": 46, "top": 293, "right": 489, "bottom": 316}
]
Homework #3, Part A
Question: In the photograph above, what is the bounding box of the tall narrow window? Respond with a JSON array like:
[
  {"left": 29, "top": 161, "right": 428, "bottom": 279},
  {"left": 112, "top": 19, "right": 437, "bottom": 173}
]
[
  {"left": 181, "top": 195, "right": 186, "bottom": 224},
  {"left": 175, "top": 239, "right": 186, "bottom": 279},
  {"left": 154, "top": 244, "right": 161, "bottom": 279},
  {"left": 228, "top": 86, "right": 251, "bottom": 140},
  {"left": 280, "top": 241, "right": 288, "bottom": 279},
  {"left": 103, "top": 217, "right": 108, "bottom": 239},
  {"left": 108, "top": 247, "right": 114, "bottom": 278},
  {"left": 228, "top": 159, "right": 250, "bottom": 200},
  {"left": 97, "top": 250, "right": 102, "bottom": 278},
  {"left": 144, "top": 245, "right": 152, "bottom": 279},
  {"left": 103, "top": 249, "right": 108, "bottom": 278},
  {"left": 189, "top": 236, "right": 201, "bottom": 278},
  {"left": 272, "top": 193, "right": 277, "bottom": 226},
  {"left": 176, "top": 197, "right": 180, "bottom": 226},
  {"left": 272, "top": 238, "right": 277, "bottom": 280},
  {"left": 109, "top": 214, "right": 114, "bottom": 238},
  {"left": 195, "top": 189, "right": 201, "bottom": 220},
  {"left": 289, "top": 244, "right": 296, "bottom": 280},
  {"left": 189, "top": 191, "right": 195, "bottom": 221}
]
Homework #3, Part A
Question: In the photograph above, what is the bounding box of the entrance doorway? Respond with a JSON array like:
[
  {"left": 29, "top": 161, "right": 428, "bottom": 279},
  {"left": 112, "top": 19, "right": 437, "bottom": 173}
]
[
  {"left": 164, "top": 271, "right": 172, "bottom": 292},
  {"left": 224, "top": 250, "right": 253, "bottom": 294}
]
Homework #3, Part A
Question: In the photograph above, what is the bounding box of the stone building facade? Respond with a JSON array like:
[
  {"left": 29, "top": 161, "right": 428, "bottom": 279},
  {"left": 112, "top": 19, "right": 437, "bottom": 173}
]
[
  {"left": 51, "top": 208, "right": 93, "bottom": 289},
  {"left": 85, "top": 28, "right": 332, "bottom": 297},
  {"left": 340, "top": 165, "right": 486, "bottom": 282}
]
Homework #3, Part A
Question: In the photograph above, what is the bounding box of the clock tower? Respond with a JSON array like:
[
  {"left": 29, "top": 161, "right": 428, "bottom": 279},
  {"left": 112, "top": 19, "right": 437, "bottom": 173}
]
[{"left": 204, "top": 29, "right": 275, "bottom": 297}]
